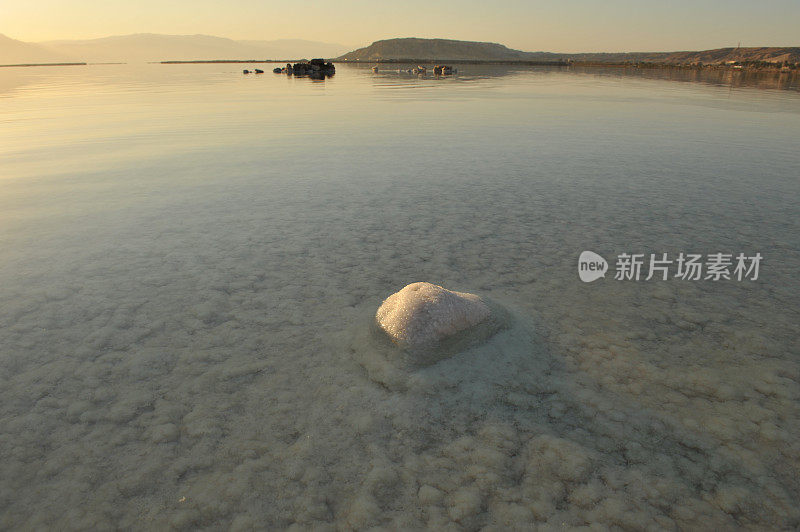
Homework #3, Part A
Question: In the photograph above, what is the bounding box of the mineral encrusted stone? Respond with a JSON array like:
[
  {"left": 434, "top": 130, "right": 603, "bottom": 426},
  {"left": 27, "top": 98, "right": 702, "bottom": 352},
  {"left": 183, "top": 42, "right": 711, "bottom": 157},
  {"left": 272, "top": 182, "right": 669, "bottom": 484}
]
[{"left": 375, "top": 282, "right": 491, "bottom": 348}]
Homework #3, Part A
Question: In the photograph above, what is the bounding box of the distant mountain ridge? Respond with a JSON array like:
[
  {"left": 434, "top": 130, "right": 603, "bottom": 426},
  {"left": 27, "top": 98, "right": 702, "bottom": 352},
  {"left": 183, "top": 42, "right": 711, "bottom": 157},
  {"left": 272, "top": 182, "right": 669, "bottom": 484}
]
[
  {"left": 1, "top": 33, "right": 349, "bottom": 64},
  {"left": 3, "top": 33, "right": 798, "bottom": 66},
  {"left": 0, "top": 33, "right": 69, "bottom": 64},
  {"left": 338, "top": 37, "right": 800, "bottom": 65},
  {"left": 42, "top": 34, "right": 350, "bottom": 62}
]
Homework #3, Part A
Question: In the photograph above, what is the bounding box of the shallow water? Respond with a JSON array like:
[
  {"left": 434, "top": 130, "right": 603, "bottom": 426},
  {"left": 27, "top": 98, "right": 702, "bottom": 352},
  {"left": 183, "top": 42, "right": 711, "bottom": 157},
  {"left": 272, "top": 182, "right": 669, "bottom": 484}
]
[{"left": 1, "top": 63, "right": 799, "bottom": 529}]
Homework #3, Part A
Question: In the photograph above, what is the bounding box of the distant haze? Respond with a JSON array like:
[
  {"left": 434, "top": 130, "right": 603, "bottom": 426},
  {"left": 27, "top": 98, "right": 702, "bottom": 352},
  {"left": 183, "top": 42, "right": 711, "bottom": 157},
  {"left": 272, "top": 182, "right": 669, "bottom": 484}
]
[
  {"left": 2, "top": 0, "right": 799, "bottom": 53},
  {"left": 0, "top": 34, "right": 348, "bottom": 64}
]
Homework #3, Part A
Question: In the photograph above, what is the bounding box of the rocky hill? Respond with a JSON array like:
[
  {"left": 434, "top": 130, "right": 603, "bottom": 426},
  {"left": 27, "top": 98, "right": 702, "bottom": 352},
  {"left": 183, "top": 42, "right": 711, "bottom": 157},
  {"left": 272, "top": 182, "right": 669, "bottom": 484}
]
[{"left": 337, "top": 38, "right": 557, "bottom": 62}]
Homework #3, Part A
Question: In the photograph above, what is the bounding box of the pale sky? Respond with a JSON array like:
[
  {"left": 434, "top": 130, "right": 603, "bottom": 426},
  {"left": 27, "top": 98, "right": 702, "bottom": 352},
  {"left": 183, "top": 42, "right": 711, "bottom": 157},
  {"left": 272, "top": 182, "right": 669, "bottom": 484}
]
[{"left": 2, "top": 0, "right": 798, "bottom": 52}]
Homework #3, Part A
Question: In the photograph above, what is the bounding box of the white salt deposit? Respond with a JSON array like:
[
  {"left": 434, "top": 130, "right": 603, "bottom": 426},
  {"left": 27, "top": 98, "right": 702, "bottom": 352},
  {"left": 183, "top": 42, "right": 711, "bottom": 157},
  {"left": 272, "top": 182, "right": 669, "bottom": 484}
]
[{"left": 375, "top": 282, "right": 490, "bottom": 348}]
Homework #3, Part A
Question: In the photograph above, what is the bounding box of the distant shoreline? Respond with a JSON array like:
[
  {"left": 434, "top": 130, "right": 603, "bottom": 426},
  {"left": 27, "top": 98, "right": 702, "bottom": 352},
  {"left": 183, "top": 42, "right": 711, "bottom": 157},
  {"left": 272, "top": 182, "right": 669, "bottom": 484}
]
[
  {"left": 344, "top": 58, "right": 796, "bottom": 72},
  {"left": 1, "top": 59, "right": 794, "bottom": 74},
  {"left": 356, "top": 59, "right": 570, "bottom": 66},
  {"left": 0, "top": 62, "right": 87, "bottom": 68},
  {"left": 159, "top": 60, "right": 299, "bottom": 64},
  {"left": 157, "top": 58, "right": 795, "bottom": 73},
  {"left": 567, "top": 61, "right": 796, "bottom": 72}
]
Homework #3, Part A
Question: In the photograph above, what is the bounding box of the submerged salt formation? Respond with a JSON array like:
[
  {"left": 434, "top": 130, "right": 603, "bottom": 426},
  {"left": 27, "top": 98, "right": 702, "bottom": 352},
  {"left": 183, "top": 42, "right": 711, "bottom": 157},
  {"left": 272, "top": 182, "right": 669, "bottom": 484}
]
[
  {"left": 376, "top": 282, "right": 491, "bottom": 349},
  {"left": 363, "top": 282, "right": 513, "bottom": 386}
]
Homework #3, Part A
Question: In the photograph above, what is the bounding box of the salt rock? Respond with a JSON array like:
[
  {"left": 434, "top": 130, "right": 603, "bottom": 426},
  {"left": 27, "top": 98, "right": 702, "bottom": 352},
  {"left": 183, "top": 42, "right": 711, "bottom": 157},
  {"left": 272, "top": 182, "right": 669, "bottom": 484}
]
[{"left": 376, "top": 282, "right": 491, "bottom": 348}]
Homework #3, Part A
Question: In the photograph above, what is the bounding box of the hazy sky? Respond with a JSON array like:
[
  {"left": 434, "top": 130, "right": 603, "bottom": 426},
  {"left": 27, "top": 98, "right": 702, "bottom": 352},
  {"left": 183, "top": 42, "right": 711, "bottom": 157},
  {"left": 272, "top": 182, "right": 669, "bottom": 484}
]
[{"left": 3, "top": 0, "right": 798, "bottom": 52}]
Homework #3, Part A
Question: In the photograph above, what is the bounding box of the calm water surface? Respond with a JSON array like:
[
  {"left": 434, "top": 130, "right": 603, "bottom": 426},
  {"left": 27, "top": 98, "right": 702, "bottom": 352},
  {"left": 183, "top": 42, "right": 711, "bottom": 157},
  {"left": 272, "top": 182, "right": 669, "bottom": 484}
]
[{"left": 1, "top": 63, "right": 799, "bottom": 529}]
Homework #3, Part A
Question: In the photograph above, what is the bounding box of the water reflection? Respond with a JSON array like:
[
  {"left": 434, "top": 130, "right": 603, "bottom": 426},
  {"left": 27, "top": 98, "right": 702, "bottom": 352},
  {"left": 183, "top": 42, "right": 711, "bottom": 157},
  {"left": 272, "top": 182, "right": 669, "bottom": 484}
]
[
  {"left": 569, "top": 64, "right": 800, "bottom": 92},
  {"left": 339, "top": 61, "right": 800, "bottom": 98},
  {"left": 0, "top": 68, "right": 44, "bottom": 98},
  {"left": 1, "top": 62, "right": 798, "bottom": 101}
]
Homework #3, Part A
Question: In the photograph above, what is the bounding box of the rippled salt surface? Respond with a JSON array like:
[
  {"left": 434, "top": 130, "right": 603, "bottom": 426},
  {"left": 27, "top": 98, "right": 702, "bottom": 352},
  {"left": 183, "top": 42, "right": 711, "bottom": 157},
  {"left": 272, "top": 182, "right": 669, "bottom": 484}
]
[{"left": 0, "top": 64, "right": 799, "bottom": 529}]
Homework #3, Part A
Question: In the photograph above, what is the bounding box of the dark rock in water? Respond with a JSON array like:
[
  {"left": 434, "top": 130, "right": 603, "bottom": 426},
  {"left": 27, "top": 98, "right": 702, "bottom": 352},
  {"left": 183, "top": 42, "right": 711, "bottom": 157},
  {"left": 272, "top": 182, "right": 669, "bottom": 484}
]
[
  {"left": 243, "top": 69, "right": 250, "bottom": 74},
  {"left": 254, "top": 69, "right": 264, "bottom": 74},
  {"left": 292, "top": 62, "right": 311, "bottom": 75},
  {"left": 291, "top": 59, "right": 335, "bottom": 78}
]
